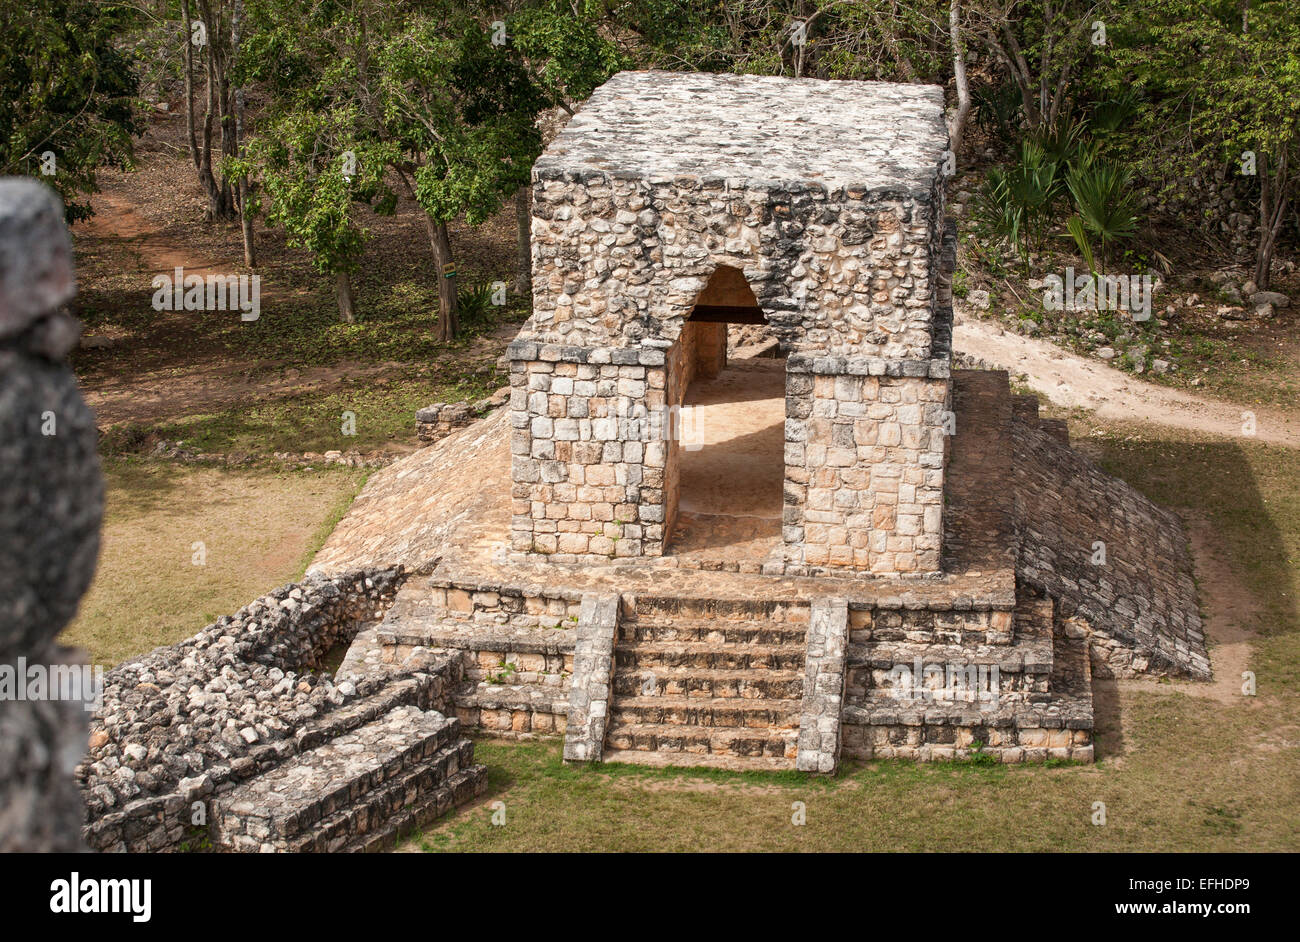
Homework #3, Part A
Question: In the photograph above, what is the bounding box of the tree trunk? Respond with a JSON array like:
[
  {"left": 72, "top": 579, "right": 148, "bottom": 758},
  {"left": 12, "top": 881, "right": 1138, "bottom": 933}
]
[
  {"left": 513, "top": 185, "right": 531, "bottom": 296},
  {"left": 232, "top": 0, "right": 255, "bottom": 266},
  {"left": 392, "top": 166, "right": 460, "bottom": 340},
  {"left": 1252, "top": 151, "right": 1287, "bottom": 290},
  {"left": 181, "top": 0, "right": 199, "bottom": 171},
  {"left": 947, "top": 0, "right": 972, "bottom": 164},
  {"left": 335, "top": 271, "right": 356, "bottom": 323},
  {"left": 428, "top": 219, "right": 459, "bottom": 342}
]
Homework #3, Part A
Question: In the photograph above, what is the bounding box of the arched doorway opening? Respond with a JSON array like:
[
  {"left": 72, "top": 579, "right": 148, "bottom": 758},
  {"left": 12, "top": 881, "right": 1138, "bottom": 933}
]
[{"left": 663, "top": 266, "right": 786, "bottom": 561}]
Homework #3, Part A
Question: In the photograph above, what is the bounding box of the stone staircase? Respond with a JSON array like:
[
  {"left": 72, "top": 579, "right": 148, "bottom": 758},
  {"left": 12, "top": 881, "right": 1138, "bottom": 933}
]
[
  {"left": 366, "top": 581, "right": 577, "bottom": 738},
  {"left": 601, "top": 598, "right": 811, "bottom": 770},
  {"left": 840, "top": 588, "right": 1094, "bottom": 762},
  {"left": 211, "top": 672, "right": 486, "bottom": 853}
]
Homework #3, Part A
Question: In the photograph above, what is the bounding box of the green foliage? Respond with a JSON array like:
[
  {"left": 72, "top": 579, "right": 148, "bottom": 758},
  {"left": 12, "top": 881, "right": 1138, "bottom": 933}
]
[
  {"left": 247, "top": 109, "right": 397, "bottom": 278},
  {"left": 1063, "top": 153, "right": 1139, "bottom": 273},
  {"left": 485, "top": 660, "right": 518, "bottom": 685},
  {"left": 382, "top": 15, "right": 545, "bottom": 226},
  {"left": 973, "top": 80, "right": 1024, "bottom": 146},
  {"left": 976, "top": 140, "right": 1067, "bottom": 266},
  {"left": 509, "top": 0, "right": 629, "bottom": 108},
  {"left": 0, "top": 0, "right": 139, "bottom": 221},
  {"left": 1088, "top": 88, "right": 1140, "bottom": 135},
  {"left": 456, "top": 281, "right": 498, "bottom": 328}
]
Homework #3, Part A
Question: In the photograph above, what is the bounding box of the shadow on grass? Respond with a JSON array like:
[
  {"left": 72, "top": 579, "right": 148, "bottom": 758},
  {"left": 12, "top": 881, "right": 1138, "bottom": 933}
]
[{"left": 1090, "top": 433, "right": 1300, "bottom": 692}]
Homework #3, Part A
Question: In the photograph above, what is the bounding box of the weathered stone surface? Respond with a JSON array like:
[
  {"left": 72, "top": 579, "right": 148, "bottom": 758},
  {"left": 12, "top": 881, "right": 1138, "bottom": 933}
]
[
  {"left": 74, "top": 567, "right": 492, "bottom": 852},
  {"left": 0, "top": 178, "right": 77, "bottom": 342},
  {"left": 0, "top": 178, "right": 97, "bottom": 852},
  {"left": 562, "top": 593, "right": 620, "bottom": 762},
  {"left": 1011, "top": 410, "right": 1210, "bottom": 680},
  {"left": 536, "top": 71, "right": 947, "bottom": 194},
  {"left": 796, "top": 598, "right": 849, "bottom": 772},
  {"left": 513, "top": 71, "right": 954, "bottom": 570}
]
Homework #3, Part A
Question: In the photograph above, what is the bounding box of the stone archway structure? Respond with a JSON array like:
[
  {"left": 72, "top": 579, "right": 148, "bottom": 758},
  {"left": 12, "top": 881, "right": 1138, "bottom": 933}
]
[{"left": 508, "top": 70, "right": 955, "bottom": 575}]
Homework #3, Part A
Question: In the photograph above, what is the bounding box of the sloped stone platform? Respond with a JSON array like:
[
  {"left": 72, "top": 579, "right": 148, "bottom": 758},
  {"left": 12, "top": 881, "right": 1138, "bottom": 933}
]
[
  {"left": 1011, "top": 409, "right": 1210, "bottom": 679},
  {"left": 323, "top": 365, "right": 1208, "bottom": 772}
]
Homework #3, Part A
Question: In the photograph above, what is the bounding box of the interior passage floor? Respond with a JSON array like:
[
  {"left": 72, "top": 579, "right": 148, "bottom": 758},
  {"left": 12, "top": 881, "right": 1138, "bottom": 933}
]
[{"left": 670, "top": 357, "right": 786, "bottom": 559}]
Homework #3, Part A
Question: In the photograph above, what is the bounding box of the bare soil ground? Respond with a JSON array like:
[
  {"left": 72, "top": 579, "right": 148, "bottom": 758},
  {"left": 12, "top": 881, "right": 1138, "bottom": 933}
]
[
  {"left": 70, "top": 107, "right": 520, "bottom": 436},
  {"left": 954, "top": 308, "right": 1300, "bottom": 447}
]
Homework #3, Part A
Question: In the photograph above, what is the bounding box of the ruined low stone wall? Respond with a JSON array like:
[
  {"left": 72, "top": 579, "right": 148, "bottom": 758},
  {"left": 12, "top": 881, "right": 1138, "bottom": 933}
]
[
  {"left": 78, "top": 568, "right": 414, "bottom": 852},
  {"left": 415, "top": 388, "right": 509, "bottom": 445},
  {"left": 783, "top": 358, "right": 950, "bottom": 573}
]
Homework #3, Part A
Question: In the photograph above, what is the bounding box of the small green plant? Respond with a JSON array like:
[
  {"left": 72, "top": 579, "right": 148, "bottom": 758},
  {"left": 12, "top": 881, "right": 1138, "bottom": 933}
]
[
  {"left": 1062, "top": 151, "right": 1139, "bottom": 274},
  {"left": 952, "top": 268, "right": 969, "bottom": 299},
  {"left": 178, "top": 825, "right": 213, "bottom": 853},
  {"left": 485, "top": 659, "right": 518, "bottom": 685},
  {"left": 963, "top": 742, "right": 1000, "bottom": 767},
  {"left": 456, "top": 281, "right": 498, "bottom": 328},
  {"left": 976, "top": 139, "right": 1066, "bottom": 269}
]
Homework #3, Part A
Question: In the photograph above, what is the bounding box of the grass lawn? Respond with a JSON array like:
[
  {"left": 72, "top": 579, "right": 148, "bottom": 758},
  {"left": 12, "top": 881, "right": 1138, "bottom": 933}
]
[
  {"left": 98, "top": 366, "right": 504, "bottom": 457},
  {"left": 59, "top": 459, "right": 367, "bottom": 667}
]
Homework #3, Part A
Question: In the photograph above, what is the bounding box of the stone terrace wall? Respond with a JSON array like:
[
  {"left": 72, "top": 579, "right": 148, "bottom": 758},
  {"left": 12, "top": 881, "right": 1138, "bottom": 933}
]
[
  {"left": 1011, "top": 418, "right": 1210, "bottom": 679},
  {"left": 78, "top": 568, "right": 417, "bottom": 851}
]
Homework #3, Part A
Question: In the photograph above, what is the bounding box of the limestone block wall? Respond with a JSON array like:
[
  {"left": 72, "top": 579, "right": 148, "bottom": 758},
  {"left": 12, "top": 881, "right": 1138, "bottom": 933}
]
[
  {"left": 528, "top": 173, "right": 943, "bottom": 360},
  {"left": 783, "top": 357, "right": 951, "bottom": 573},
  {"left": 508, "top": 341, "right": 671, "bottom": 559}
]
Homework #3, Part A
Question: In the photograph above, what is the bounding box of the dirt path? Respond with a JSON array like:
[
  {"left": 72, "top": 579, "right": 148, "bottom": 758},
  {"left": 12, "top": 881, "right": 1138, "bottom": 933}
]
[
  {"left": 1118, "top": 518, "right": 1265, "bottom": 704},
  {"left": 953, "top": 312, "right": 1300, "bottom": 448},
  {"left": 76, "top": 190, "right": 230, "bottom": 276}
]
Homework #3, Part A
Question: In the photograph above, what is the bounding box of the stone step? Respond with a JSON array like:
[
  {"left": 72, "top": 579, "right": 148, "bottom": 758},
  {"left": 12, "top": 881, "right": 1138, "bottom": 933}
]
[
  {"left": 452, "top": 680, "right": 569, "bottom": 737},
  {"left": 612, "top": 667, "right": 804, "bottom": 700},
  {"left": 600, "top": 747, "right": 793, "bottom": 772},
  {"left": 214, "top": 705, "right": 479, "bottom": 851},
  {"left": 292, "top": 675, "right": 431, "bottom": 752},
  {"left": 292, "top": 764, "right": 486, "bottom": 853},
  {"left": 618, "top": 616, "right": 808, "bottom": 646},
  {"left": 838, "top": 606, "right": 1095, "bottom": 763},
  {"left": 628, "top": 595, "right": 810, "bottom": 624},
  {"left": 846, "top": 595, "right": 1056, "bottom": 702},
  {"left": 603, "top": 721, "right": 796, "bottom": 764},
  {"left": 610, "top": 696, "right": 800, "bottom": 730},
  {"left": 615, "top": 641, "right": 806, "bottom": 672},
  {"left": 1010, "top": 393, "right": 1040, "bottom": 425}
]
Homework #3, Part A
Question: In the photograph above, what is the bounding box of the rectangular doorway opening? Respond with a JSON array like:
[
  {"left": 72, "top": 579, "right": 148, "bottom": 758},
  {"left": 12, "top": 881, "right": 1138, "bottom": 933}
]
[{"left": 662, "top": 319, "right": 786, "bottom": 566}]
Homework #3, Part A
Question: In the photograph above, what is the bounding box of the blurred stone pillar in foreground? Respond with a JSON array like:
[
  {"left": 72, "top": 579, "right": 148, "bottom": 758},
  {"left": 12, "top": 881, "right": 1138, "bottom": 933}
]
[{"left": 0, "top": 178, "right": 103, "bottom": 851}]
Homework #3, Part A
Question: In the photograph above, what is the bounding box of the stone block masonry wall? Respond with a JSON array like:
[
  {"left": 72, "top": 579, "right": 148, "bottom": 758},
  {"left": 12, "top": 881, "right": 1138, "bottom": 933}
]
[
  {"left": 563, "top": 593, "right": 620, "bottom": 762},
  {"left": 0, "top": 178, "right": 100, "bottom": 851},
  {"left": 528, "top": 174, "right": 943, "bottom": 359},
  {"left": 783, "top": 357, "right": 950, "bottom": 574},
  {"left": 527, "top": 74, "right": 948, "bottom": 360},
  {"left": 508, "top": 340, "right": 672, "bottom": 560},
  {"left": 795, "top": 599, "right": 849, "bottom": 773}
]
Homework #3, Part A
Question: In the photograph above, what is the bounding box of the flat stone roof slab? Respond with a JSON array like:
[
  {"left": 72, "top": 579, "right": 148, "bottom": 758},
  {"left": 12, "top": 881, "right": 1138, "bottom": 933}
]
[{"left": 534, "top": 70, "right": 949, "bottom": 194}]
